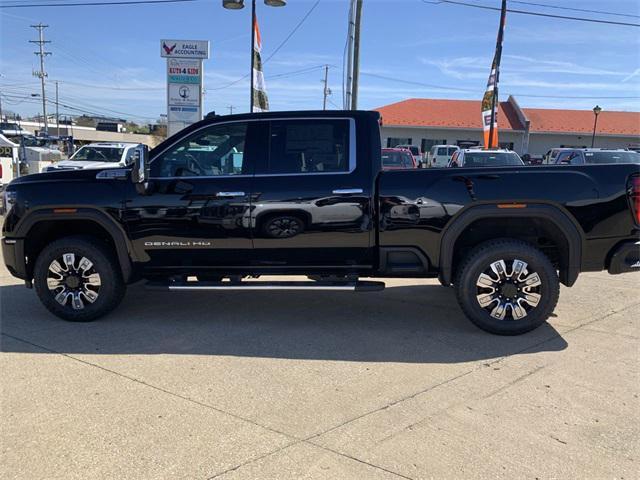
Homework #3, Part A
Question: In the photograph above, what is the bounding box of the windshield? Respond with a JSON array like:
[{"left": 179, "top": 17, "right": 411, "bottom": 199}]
[
  {"left": 463, "top": 152, "right": 524, "bottom": 167},
  {"left": 71, "top": 146, "right": 124, "bottom": 163},
  {"left": 382, "top": 151, "right": 410, "bottom": 167},
  {"left": 584, "top": 151, "right": 640, "bottom": 164}
]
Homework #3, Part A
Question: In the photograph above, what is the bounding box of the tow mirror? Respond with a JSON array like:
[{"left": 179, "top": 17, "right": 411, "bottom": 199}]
[{"left": 131, "top": 145, "right": 149, "bottom": 184}]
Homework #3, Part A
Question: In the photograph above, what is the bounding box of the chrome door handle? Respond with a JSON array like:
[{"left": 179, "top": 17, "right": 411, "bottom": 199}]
[
  {"left": 332, "top": 188, "right": 363, "bottom": 195},
  {"left": 216, "top": 191, "right": 245, "bottom": 197}
]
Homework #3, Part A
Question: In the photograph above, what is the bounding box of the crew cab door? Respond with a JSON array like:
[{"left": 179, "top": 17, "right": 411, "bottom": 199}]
[
  {"left": 123, "top": 121, "right": 255, "bottom": 269},
  {"left": 249, "top": 117, "right": 374, "bottom": 269}
]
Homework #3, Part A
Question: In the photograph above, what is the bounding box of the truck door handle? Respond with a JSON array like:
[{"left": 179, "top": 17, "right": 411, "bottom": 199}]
[
  {"left": 332, "top": 189, "right": 363, "bottom": 195},
  {"left": 216, "top": 191, "right": 245, "bottom": 197}
]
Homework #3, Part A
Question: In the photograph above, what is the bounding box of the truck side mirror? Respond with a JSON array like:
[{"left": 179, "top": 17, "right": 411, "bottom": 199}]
[{"left": 131, "top": 145, "right": 149, "bottom": 184}]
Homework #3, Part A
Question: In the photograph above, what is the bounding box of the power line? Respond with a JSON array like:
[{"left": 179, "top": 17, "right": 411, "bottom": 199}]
[
  {"left": 210, "top": 0, "right": 322, "bottom": 91},
  {"left": 0, "top": 0, "right": 197, "bottom": 8},
  {"left": 357, "top": 75, "right": 640, "bottom": 100},
  {"left": 263, "top": 0, "right": 321, "bottom": 64},
  {"left": 508, "top": 0, "right": 640, "bottom": 19},
  {"left": 423, "top": 0, "right": 640, "bottom": 28},
  {"left": 361, "top": 72, "right": 477, "bottom": 92}
]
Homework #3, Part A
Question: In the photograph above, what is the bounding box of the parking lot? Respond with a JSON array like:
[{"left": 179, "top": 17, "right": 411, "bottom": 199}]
[{"left": 1, "top": 248, "right": 638, "bottom": 479}]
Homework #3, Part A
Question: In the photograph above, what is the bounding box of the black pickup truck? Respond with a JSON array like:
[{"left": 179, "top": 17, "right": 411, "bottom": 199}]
[{"left": 2, "top": 111, "right": 639, "bottom": 335}]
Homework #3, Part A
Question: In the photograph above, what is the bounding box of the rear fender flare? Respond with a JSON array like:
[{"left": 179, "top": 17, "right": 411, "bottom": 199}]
[{"left": 438, "top": 204, "right": 584, "bottom": 286}]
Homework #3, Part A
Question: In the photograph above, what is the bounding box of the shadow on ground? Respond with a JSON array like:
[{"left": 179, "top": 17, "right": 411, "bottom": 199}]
[{"left": 1, "top": 281, "right": 567, "bottom": 362}]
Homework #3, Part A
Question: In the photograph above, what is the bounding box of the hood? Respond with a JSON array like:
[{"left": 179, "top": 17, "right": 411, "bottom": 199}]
[
  {"left": 9, "top": 165, "right": 129, "bottom": 187},
  {"left": 47, "top": 160, "right": 123, "bottom": 171}
]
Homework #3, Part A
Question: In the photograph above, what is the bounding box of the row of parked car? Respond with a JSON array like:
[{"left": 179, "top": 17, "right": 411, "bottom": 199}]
[{"left": 382, "top": 145, "right": 640, "bottom": 170}]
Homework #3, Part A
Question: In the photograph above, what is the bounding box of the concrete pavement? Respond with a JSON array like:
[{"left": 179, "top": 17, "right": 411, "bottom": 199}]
[{"left": 1, "top": 259, "right": 639, "bottom": 479}]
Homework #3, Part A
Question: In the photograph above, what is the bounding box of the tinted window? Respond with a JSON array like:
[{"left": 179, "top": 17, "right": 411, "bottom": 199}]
[
  {"left": 437, "top": 147, "right": 447, "bottom": 155},
  {"left": 463, "top": 152, "right": 524, "bottom": 167},
  {"left": 447, "top": 147, "right": 458, "bottom": 155},
  {"left": 382, "top": 151, "right": 404, "bottom": 167},
  {"left": 584, "top": 151, "right": 640, "bottom": 164},
  {"left": 268, "top": 119, "right": 350, "bottom": 174},
  {"left": 152, "top": 122, "right": 247, "bottom": 177},
  {"left": 408, "top": 146, "right": 419, "bottom": 156},
  {"left": 71, "top": 146, "right": 124, "bottom": 163},
  {"left": 555, "top": 151, "right": 573, "bottom": 164}
]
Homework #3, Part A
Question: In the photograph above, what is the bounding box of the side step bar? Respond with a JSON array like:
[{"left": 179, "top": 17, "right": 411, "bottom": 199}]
[{"left": 146, "top": 280, "right": 385, "bottom": 292}]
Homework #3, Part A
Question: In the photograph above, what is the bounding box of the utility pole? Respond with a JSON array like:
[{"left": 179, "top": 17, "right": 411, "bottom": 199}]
[
  {"left": 30, "top": 23, "right": 51, "bottom": 135},
  {"left": 322, "top": 65, "right": 331, "bottom": 110},
  {"left": 55, "top": 81, "right": 59, "bottom": 135},
  {"left": 344, "top": 0, "right": 363, "bottom": 110},
  {"left": 350, "top": 0, "right": 363, "bottom": 110},
  {"left": 344, "top": 0, "right": 355, "bottom": 110},
  {"left": 228, "top": 105, "right": 235, "bottom": 115},
  {"left": 0, "top": 94, "right": 3, "bottom": 122}
]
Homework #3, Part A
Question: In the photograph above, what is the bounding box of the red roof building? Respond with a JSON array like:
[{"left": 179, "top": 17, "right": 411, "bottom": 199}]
[{"left": 375, "top": 97, "right": 640, "bottom": 155}]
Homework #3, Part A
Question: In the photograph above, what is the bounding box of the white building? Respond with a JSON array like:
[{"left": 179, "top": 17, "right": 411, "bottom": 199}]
[{"left": 376, "top": 97, "right": 640, "bottom": 156}]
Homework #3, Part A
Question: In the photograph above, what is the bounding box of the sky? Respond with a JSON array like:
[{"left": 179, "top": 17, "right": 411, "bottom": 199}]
[{"left": 0, "top": 0, "right": 639, "bottom": 124}]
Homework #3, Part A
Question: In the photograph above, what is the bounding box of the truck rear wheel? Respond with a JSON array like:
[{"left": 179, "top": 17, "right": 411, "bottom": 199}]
[
  {"left": 454, "top": 239, "right": 559, "bottom": 335},
  {"left": 33, "top": 236, "right": 126, "bottom": 322}
]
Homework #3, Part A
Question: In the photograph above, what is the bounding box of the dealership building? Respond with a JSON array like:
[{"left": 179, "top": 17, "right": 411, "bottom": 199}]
[{"left": 376, "top": 97, "right": 640, "bottom": 155}]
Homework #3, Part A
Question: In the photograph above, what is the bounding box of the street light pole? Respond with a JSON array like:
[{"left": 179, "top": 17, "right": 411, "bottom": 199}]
[
  {"left": 591, "top": 105, "right": 602, "bottom": 148},
  {"left": 223, "top": 0, "right": 285, "bottom": 112},
  {"left": 250, "top": 0, "right": 256, "bottom": 113}
]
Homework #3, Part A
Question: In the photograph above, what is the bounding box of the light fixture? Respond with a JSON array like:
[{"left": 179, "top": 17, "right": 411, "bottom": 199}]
[
  {"left": 264, "top": 0, "right": 286, "bottom": 6},
  {"left": 222, "top": 0, "right": 244, "bottom": 9},
  {"left": 593, "top": 105, "right": 602, "bottom": 116}
]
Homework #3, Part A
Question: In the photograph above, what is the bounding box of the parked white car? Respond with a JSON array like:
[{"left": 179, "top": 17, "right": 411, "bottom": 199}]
[
  {"left": 45, "top": 142, "right": 142, "bottom": 171},
  {"left": 429, "top": 145, "right": 459, "bottom": 167},
  {"left": 0, "top": 122, "right": 32, "bottom": 138},
  {"left": 448, "top": 149, "right": 525, "bottom": 168}
]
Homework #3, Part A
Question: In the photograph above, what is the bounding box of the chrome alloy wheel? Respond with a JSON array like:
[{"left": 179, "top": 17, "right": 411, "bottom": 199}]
[
  {"left": 475, "top": 259, "right": 542, "bottom": 321},
  {"left": 46, "top": 253, "right": 102, "bottom": 310}
]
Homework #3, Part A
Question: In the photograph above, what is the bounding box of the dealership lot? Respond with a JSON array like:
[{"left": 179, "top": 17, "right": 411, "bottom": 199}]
[{"left": 1, "top": 253, "right": 638, "bottom": 479}]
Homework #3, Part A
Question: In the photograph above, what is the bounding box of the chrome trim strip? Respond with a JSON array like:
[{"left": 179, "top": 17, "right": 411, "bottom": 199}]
[
  {"left": 149, "top": 117, "right": 357, "bottom": 180},
  {"left": 216, "top": 191, "right": 246, "bottom": 197},
  {"left": 333, "top": 188, "right": 363, "bottom": 194},
  {"left": 168, "top": 285, "right": 358, "bottom": 291}
]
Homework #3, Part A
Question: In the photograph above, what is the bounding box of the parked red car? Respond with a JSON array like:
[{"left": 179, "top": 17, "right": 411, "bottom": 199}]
[{"left": 381, "top": 148, "right": 417, "bottom": 170}]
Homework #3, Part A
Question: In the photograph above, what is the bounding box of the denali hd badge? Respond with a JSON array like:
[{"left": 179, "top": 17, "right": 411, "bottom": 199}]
[{"left": 145, "top": 241, "right": 212, "bottom": 247}]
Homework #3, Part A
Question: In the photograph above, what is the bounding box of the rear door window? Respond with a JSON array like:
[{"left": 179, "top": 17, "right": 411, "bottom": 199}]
[
  {"left": 447, "top": 147, "right": 458, "bottom": 156},
  {"left": 437, "top": 147, "right": 447, "bottom": 156},
  {"left": 266, "top": 119, "right": 351, "bottom": 174}
]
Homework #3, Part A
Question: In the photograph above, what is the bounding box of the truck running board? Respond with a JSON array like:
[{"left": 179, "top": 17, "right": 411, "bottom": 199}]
[{"left": 145, "top": 280, "right": 386, "bottom": 292}]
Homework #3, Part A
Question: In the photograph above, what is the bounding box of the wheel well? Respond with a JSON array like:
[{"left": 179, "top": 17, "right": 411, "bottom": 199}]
[
  {"left": 451, "top": 217, "right": 571, "bottom": 284},
  {"left": 24, "top": 220, "right": 119, "bottom": 278}
]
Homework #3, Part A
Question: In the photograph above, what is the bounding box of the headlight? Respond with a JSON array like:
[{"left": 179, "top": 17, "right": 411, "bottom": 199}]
[{"left": 3, "top": 190, "right": 17, "bottom": 213}]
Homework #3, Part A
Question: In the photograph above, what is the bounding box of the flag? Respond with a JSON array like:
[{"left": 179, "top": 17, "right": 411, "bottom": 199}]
[
  {"left": 482, "top": 0, "right": 507, "bottom": 149},
  {"left": 252, "top": 16, "right": 269, "bottom": 113}
]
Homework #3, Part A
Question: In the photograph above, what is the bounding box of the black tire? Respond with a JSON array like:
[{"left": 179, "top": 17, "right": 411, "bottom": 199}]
[
  {"left": 262, "top": 215, "right": 305, "bottom": 239},
  {"left": 33, "top": 236, "right": 126, "bottom": 322},
  {"left": 454, "top": 239, "right": 559, "bottom": 335}
]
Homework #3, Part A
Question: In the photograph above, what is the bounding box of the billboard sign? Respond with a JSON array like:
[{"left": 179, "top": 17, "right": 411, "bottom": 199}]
[
  {"left": 162, "top": 39, "right": 209, "bottom": 136},
  {"left": 161, "top": 39, "right": 209, "bottom": 59},
  {"left": 167, "top": 58, "right": 201, "bottom": 84}
]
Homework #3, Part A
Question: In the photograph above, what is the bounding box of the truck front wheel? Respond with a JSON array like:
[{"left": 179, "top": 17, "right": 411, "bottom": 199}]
[
  {"left": 33, "top": 236, "right": 126, "bottom": 322},
  {"left": 454, "top": 239, "right": 559, "bottom": 335}
]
